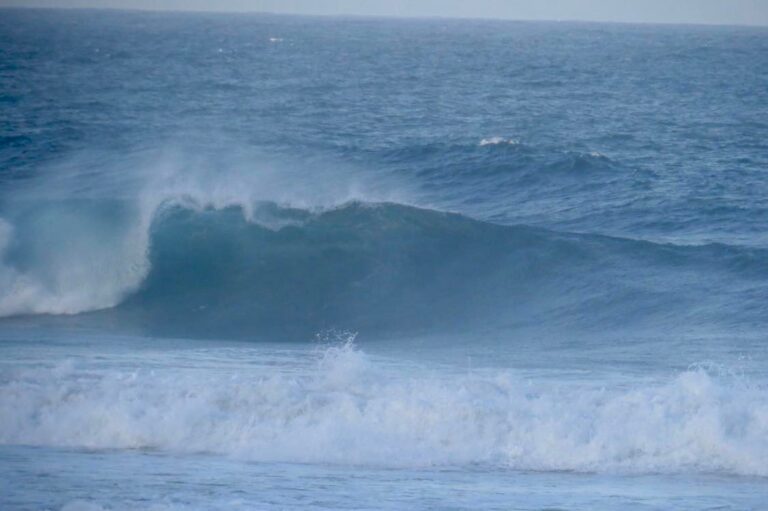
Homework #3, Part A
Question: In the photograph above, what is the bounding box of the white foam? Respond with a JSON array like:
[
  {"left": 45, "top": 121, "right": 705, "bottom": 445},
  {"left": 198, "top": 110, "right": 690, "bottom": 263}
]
[
  {"left": 0, "top": 213, "right": 150, "bottom": 316},
  {"left": 479, "top": 137, "right": 520, "bottom": 147},
  {"left": 1, "top": 343, "right": 766, "bottom": 476}
]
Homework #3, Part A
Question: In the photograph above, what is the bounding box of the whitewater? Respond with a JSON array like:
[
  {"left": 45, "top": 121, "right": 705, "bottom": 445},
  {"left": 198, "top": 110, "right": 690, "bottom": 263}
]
[{"left": 1, "top": 8, "right": 768, "bottom": 510}]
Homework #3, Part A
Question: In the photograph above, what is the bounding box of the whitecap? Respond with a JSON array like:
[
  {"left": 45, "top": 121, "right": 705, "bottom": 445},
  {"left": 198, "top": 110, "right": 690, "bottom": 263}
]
[{"left": 479, "top": 137, "right": 520, "bottom": 147}]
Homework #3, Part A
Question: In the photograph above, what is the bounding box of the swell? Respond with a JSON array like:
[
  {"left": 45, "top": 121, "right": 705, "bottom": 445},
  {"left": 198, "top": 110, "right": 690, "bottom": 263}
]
[{"left": 2, "top": 198, "right": 765, "bottom": 339}]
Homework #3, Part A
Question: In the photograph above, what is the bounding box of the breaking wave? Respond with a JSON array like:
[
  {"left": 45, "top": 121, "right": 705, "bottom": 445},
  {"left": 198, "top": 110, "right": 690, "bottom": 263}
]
[
  {"left": 0, "top": 148, "right": 766, "bottom": 338},
  {"left": 1, "top": 197, "right": 767, "bottom": 338},
  {"left": 1, "top": 341, "right": 766, "bottom": 476}
]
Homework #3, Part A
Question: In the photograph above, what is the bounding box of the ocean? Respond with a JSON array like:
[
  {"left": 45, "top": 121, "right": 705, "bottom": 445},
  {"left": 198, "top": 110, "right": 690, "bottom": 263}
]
[{"left": 1, "top": 8, "right": 767, "bottom": 510}]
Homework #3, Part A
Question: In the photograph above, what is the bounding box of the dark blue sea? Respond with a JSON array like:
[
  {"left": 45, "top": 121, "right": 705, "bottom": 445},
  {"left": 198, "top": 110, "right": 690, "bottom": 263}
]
[{"left": 1, "top": 8, "right": 768, "bottom": 510}]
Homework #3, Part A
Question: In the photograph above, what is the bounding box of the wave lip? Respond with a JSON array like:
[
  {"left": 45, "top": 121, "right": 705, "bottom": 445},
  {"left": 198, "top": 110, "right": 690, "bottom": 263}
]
[{"left": 1, "top": 343, "right": 766, "bottom": 476}]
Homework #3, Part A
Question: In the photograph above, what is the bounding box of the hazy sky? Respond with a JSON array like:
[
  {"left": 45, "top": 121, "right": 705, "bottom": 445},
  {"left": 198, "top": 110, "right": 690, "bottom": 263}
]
[{"left": 2, "top": 0, "right": 768, "bottom": 26}]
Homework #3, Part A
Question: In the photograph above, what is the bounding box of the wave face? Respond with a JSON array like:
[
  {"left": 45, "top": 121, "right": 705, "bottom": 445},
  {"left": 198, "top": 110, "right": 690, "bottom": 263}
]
[
  {"left": 122, "top": 202, "right": 768, "bottom": 338},
  {"left": 2, "top": 341, "right": 766, "bottom": 476},
  {"left": 1, "top": 171, "right": 767, "bottom": 341},
  {"left": 3, "top": 196, "right": 766, "bottom": 339}
]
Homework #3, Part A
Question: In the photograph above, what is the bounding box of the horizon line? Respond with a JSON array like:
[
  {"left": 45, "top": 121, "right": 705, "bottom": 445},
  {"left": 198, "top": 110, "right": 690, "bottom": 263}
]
[{"left": 2, "top": 5, "right": 768, "bottom": 29}]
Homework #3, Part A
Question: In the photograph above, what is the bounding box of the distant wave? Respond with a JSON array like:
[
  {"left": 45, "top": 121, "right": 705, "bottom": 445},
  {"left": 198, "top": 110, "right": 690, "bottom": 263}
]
[
  {"left": 479, "top": 137, "right": 521, "bottom": 147},
  {"left": 2, "top": 341, "right": 766, "bottom": 476},
  {"left": 383, "top": 139, "right": 617, "bottom": 182}
]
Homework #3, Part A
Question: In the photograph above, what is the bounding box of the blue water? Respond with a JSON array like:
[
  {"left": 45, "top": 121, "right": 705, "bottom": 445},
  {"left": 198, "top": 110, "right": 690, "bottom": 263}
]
[{"left": 1, "top": 8, "right": 768, "bottom": 510}]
